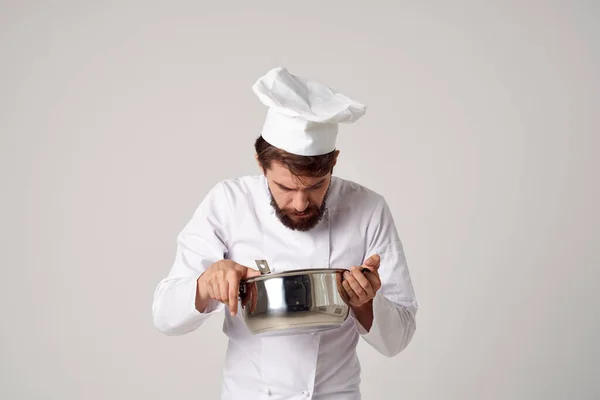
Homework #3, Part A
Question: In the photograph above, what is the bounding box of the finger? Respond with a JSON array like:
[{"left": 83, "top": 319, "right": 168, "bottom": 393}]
[
  {"left": 213, "top": 280, "right": 223, "bottom": 302},
  {"left": 337, "top": 273, "right": 351, "bottom": 304},
  {"left": 364, "top": 254, "right": 380, "bottom": 269},
  {"left": 240, "top": 282, "right": 250, "bottom": 307},
  {"left": 354, "top": 265, "right": 380, "bottom": 285},
  {"left": 220, "top": 280, "right": 229, "bottom": 306},
  {"left": 363, "top": 270, "right": 381, "bottom": 292},
  {"left": 346, "top": 274, "right": 368, "bottom": 301},
  {"left": 250, "top": 284, "right": 257, "bottom": 313},
  {"left": 344, "top": 275, "right": 367, "bottom": 305},
  {"left": 350, "top": 266, "right": 375, "bottom": 298},
  {"left": 343, "top": 271, "right": 364, "bottom": 303},
  {"left": 228, "top": 274, "right": 239, "bottom": 316},
  {"left": 241, "top": 289, "right": 249, "bottom": 307},
  {"left": 244, "top": 267, "right": 261, "bottom": 278},
  {"left": 342, "top": 280, "right": 360, "bottom": 305},
  {"left": 228, "top": 280, "right": 238, "bottom": 316},
  {"left": 236, "top": 264, "right": 260, "bottom": 279},
  {"left": 207, "top": 281, "right": 216, "bottom": 300}
]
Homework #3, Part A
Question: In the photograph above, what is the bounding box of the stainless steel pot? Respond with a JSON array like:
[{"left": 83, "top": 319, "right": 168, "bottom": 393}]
[{"left": 238, "top": 260, "right": 354, "bottom": 336}]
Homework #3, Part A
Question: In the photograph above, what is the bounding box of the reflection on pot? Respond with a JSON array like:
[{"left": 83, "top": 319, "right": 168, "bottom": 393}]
[{"left": 239, "top": 268, "right": 350, "bottom": 336}]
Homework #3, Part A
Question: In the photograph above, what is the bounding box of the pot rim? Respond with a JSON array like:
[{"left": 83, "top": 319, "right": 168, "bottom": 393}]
[{"left": 243, "top": 268, "right": 348, "bottom": 283}]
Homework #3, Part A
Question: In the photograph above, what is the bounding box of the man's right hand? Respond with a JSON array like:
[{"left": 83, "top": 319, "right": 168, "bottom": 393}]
[{"left": 196, "top": 260, "right": 261, "bottom": 316}]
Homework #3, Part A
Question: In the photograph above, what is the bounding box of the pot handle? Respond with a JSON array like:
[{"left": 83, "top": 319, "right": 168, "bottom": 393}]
[
  {"left": 255, "top": 259, "right": 271, "bottom": 275},
  {"left": 239, "top": 280, "right": 247, "bottom": 298},
  {"left": 341, "top": 268, "right": 371, "bottom": 281}
]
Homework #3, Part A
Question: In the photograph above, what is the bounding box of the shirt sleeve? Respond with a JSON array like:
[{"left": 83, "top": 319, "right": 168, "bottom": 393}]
[
  {"left": 353, "top": 196, "right": 419, "bottom": 357},
  {"left": 152, "top": 182, "right": 230, "bottom": 335}
]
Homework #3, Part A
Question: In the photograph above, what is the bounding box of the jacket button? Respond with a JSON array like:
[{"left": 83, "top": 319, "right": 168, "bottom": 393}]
[{"left": 265, "top": 388, "right": 272, "bottom": 396}]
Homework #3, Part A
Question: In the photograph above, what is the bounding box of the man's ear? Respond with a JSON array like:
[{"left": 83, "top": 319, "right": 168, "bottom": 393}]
[
  {"left": 255, "top": 154, "right": 266, "bottom": 175},
  {"left": 333, "top": 150, "right": 340, "bottom": 167}
]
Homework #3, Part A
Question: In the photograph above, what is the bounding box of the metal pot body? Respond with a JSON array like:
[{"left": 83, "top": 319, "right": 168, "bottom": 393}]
[{"left": 239, "top": 268, "right": 349, "bottom": 335}]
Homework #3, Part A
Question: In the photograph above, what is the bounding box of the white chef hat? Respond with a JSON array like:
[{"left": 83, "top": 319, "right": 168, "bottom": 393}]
[{"left": 252, "top": 67, "right": 367, "bottom": 156}]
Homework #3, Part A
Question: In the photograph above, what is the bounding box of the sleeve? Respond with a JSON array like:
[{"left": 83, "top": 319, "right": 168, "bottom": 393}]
[
  {"left": 152, "top": 182, "right": 230, "bottom": 336},
  {"left": 353, "top": 196, "right": 419, "bottom": 357}
]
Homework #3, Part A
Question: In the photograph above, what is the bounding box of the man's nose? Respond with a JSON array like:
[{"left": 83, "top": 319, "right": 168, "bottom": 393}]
[{"left": 292, "top": 191, "right": 309, "bottom": 212}]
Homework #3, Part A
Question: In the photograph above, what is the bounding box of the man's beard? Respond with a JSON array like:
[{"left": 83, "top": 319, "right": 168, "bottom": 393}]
[{"left": 269, "top": 189, "right": 329, "bottom": 232}]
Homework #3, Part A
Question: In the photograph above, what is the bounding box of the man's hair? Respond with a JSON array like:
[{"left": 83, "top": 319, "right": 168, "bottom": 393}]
[{"left": 254, "top": 136, "right": 337, "bottom": 178}]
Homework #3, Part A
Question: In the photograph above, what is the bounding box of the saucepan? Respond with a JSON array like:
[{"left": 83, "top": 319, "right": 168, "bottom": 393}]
[{"left": 238, "top": 260, "right": 366, "bottom": 336}]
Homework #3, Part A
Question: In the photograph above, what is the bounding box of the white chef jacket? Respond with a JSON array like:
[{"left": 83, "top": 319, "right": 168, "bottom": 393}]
[{"left": 152, "top": 175, "right": 418, "bottom": 400}]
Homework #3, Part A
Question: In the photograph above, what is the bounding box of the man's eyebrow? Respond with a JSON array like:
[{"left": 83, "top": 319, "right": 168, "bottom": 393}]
[
  {"left": 308, "top": 178, "right": 327, "bottom": 189},
  {"left": 273, "top": 181, "right": 295, "bottom": 190},
  {"left": 273, "top": 181, "right": 293, "bottom": 190},
  {"left": 274, "top": 178, "right": 327, "bottom": 190}
]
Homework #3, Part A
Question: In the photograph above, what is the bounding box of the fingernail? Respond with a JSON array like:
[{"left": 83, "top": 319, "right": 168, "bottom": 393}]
[{"left": 343, "top": 271, "right": 351, "bottom": 279}]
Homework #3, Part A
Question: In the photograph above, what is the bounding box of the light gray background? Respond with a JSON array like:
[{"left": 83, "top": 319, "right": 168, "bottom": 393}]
[{"left": 1, "top": 1, "right": 599, "bottom": 399}]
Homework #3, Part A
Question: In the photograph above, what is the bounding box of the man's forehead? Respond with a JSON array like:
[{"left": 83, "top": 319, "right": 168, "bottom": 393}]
[{"left": 267, "top": 164, "right": 328, "bottom": 188}]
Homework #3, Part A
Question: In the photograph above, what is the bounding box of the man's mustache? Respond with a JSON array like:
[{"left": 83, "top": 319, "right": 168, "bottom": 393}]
[{"left": 284, "top": 206, "right": 319, "bottom": 216}]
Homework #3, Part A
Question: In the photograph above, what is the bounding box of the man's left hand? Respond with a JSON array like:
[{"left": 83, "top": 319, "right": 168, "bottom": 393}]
[{"left": 340, "top": 254, "right": 381, "bottom": 307}]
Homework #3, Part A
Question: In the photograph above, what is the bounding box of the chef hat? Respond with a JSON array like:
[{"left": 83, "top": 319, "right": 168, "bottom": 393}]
[{"left": 252, "top": 67, "right": 367, "bottom": 156}]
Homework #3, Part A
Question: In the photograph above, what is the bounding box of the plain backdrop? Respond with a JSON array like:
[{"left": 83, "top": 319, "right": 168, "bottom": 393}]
[{"left": 1, "top": 1, "right": 599, "bottom": 399}]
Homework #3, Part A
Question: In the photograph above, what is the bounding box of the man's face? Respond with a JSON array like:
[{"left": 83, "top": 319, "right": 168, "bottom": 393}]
[{"left": 264, "top": 162, "right": 331, "bottom": 231}]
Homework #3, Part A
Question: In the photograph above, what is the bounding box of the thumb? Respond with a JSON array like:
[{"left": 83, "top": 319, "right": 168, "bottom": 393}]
[
  {"left": 243, "top": 267, "right": 261, "bottom": 279},
  {"left": 364, "top": 254, "right": 380, "bottom": 269}
]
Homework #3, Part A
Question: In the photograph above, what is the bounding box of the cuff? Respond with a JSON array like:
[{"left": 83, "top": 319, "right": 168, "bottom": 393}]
[
  {"left": 352, "top": 294, "right": 416, "bottom": 337},
  {"left": 352, "top": 294, "right": 418, "bottom": 357},
  {"left": 154, "top": 276, "right": 224, "bottom": 335},
  {"left": 352, "top": 295, "right": 383, "bottom": 335},
  {"left": 186, "top": 275, "right": 223, "bottom": 317}
]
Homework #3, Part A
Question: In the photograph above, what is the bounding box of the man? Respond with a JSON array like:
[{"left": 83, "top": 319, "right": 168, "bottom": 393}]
[{"left": 152, "top": 67, "right": 418, "bottom": 399}]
